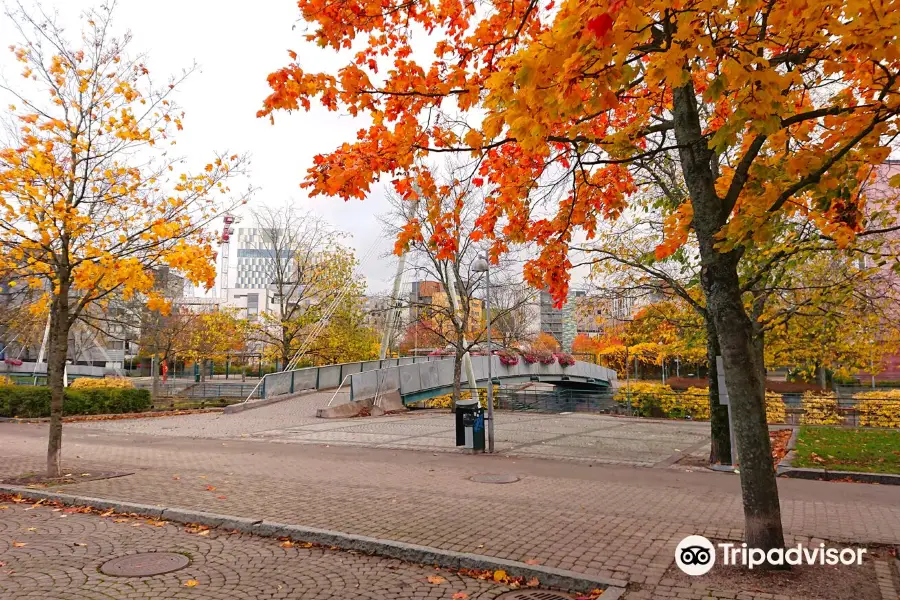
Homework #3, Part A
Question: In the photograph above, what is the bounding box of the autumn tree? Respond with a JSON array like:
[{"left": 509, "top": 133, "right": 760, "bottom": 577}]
[
  {"left": 530, "top": 332, "right": 560, "bottom": 353},
  {"left": 0, "top": 5, "right": 249, "bottom": 476},
  {"left": 138, "top": 306, "right": 199, "bottom": 366},
  {"left": 183, "top": 308, "right": 248, "bottom": 378},
  {"left": 261, "top": 0, "right": 900, "bottom": 552},
  {"left": 306, "top": 300, "right": 380, "bottom": 365},
  {"left": 248, "top": 205, "right": 365, "bottom": 369},
  {"left": 397, "top": 321, "right": 444, "bottom": 355},
  {"left": 382, "top": 173, "right": 528, "bottom": 405}
]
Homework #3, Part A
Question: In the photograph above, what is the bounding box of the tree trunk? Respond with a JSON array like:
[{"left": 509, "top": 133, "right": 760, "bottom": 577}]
[
  {"left": 702, "top": 250, "right": 784, "bottom": 553},
  {"left": 46, "top": 296, "right": 71, "bottom": 478},
  {"left": 452, "top": 347, "right": 463, "bottom": 410},
  {"left": 672, "top": 80, "right": 784, "bottom": 555},
  {"left": 706, "top": 318, "right": 731, "bottom": 464}
]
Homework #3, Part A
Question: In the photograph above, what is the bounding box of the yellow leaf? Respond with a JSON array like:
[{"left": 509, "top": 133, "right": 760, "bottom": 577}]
[
  {"left": 426, "top": 575, "right": 447, "bottom": 585},
  {"left": 197, "top": 530, "right": 210, "bottom": 536},
  {"left": 493, "top": 570, "right": 507, "bottom": 582},
  {"left": 280, "top": 540, "right": 294, "bottom": 548},
  {"left": 12, "top": 541, "right": 26, "bottom": 548},
  {"left": 184, "top": 580, "right": 199, "bottom": 587},
  {"left": 452, "top": 593, "right": 469, "bottom": 599}
]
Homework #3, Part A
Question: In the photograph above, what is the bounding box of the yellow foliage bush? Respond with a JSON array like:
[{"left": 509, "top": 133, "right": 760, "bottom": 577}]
[
  {"left": 423, "top": 387, "right": 498, "bottom": 409},
  {"left": 614, "top": 382, "right": 674, "bottom": 416},
  {"left": 0, "top": 375, "right": 11, "bottom": 386},
  {"left": 660, "top": 387, "right": 710, "bottom": 420},
  {"left": 800, "top": 391, "right": 842, "bottom": 425},
  {"left": 853, "top": 389, "right": 900, "bottom": 428},
  {"left": 765, "top": 392, "right": 786, "bottom": 424},
  {"left": 69, "top": 377, "right": 134, "bottom": 390}
]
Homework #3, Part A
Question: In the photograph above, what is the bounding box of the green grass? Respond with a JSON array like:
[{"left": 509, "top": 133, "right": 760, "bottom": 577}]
[{"left": 794, "top": 427, "right": 900, "bottom": 474}]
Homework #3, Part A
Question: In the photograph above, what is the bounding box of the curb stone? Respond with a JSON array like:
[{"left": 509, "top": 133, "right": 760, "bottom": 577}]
[
  {"left": 0, "top": 484, "right": 627, "bottom": 596},
  {"left": 775, "top": 427, "right": 800, "bottom": 472},
  {"left": 777, "top": 466, "right": 900, "bottom": 485}
]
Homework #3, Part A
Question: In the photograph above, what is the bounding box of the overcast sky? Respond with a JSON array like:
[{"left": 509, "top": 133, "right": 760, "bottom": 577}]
[
  {"left": 0, "top": 0, "right": 402, "bottom": 294},
  {"left": 0, "top": 1, "right": 592, "bottom": 297}
]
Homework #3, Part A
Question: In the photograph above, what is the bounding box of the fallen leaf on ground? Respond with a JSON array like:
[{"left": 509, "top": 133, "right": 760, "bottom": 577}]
[
  {"left": 12, "top": 541, "right": 26, "bottom": 548},
  {"left": 0, "top": 506, "right": 8, "bottom": 510},
  {"left": 185, "top": 525, "right": 209, "bottom": 534},
  {"left": 280, "top": 541, "right": 294, "bottom": 548},
  {"left": 525, "top": 559, "right": 540, "bottom": 565},
  {"left": 216, "top": 495, "right": 227, "bottom": 500},
  {"left": 526, "top": 577, "right": 540, "bottom": 588},
  {"left": 426, "top": 575, "right": 447, "bottom": 585},
  {"left": 113, "top": 518, "right": 129, "bottom": 523},
  {"left": 0, "top": 561, "right": 5, "bottom": 567},
  {"left": 172, "top": 476, "right": 180, "bottom": 481},
  {"left": 100, "top": 509, "right": 114, "bottom": 517},
  {"left": 80, "top": 473, "right": 91, "bottom": 477},
  {"left": 150, "top": 520, "right": 167, "bottom": 527},
  {"left": 25, "top": 527, "right": 36, "bottom": 532},
  {"left": 73, "top": 542, "right": 86, "bottom": 547},
  {"left": 184, "top": 580, "right": 199, "bottom": 587},
  {"left": 130, "top": 523, "right": 141, "bottom": 527},
  {"left": 197, "top": 530, "right": 210, "bottom": 536},
  {"left": 452, "top": 593, "right": 469, "bottom": 599},
  {"left": 205, "top": 485, "right": 216, "bottom": 492},
  {"left": 493, "top": 570, "right": 507, "bottom": 583}
]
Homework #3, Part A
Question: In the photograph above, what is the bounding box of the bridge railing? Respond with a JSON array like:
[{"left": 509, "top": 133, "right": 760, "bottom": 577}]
[
  {"left": 348, "top": 356, "right": 617, "bottom": 403},
  {"left": 257, "top": 356, "right": 451, "bottom": 400}
]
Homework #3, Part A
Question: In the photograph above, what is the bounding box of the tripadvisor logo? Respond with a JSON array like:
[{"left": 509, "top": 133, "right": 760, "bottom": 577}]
[{"left": 676, "top": 535, "right": 867, "bottom": 575}]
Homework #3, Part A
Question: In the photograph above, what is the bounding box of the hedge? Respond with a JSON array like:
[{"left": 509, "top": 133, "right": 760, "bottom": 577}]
[
  {"left": 853, "top": 389, "right": 900, "bottom": 428},
  {"left": 800, "top": 391, "right": 843, "bottom": 425},
  {"left": 0, "top": 385, "right": 151, "bottom": 418},
  {"left": 69, "top": 377, "right": 134, "bottom": 389}
]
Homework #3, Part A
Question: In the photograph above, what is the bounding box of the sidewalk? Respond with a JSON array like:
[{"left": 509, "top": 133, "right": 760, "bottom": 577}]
[
  {"left": 2, "top": 423, "right": 899, "bottom": 599},
  {"left": 0, "top": 500, "right": 512, "bottom": 599}
]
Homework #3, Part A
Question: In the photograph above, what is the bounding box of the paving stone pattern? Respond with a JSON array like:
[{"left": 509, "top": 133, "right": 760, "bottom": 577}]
[
  {"left": 0, "top": 502, "right": 510, "bottom": 599},
  {"left": 68, "top": 392, "right": 712, "bottom": 466},
  {"left": 2, "top": 415, "right": 899, "bottom": 600}
]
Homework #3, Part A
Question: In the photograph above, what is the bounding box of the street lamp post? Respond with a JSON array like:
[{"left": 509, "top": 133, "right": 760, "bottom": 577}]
[{"left": 471, "top": 254, "right": 494, "bottom": 453}]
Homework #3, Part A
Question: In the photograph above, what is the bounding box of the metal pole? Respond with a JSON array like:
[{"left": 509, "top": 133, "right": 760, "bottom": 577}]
[{"left": 485, "top": 261, "right": 494, "bottom": 453}]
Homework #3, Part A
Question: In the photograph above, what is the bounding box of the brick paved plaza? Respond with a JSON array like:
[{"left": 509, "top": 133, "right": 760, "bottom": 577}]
[
  {"left": 1, "top": 403, "right": 899, "bottom": 599},
  {"left": 69, "top": 391, "right": 713, "bottom": 467},
  {"left": 0, "top": 500, "right": 510, "bottom": 599}
]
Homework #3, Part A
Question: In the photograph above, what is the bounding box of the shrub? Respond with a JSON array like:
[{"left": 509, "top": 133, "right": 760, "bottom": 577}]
[
  {"left": 0, "top": 375, "right": 11, "bottom": 385},
  {"left": 800, "top": 391, "right": 842, "bottom": 425},
  {"left": 766, "top": 392, "right": 786, "bottom": 424},
  {"left": 614, "top": 382, "right": 674, "bottom": 416},
  {"left": 498, "top": 351, "right": 519, "bottom": 366},
  {"left": 554, "top": 353, "right": 575, "bottom": 367},
  {"left": 853, "top": 389, "right": 900, "bottom": 428},
  {"left": 0, "top": 385, "right": 151, "bottom": 418},
  {"left": 423, "top": 387, "right": 499, "bottom": 409},
  {"left": 70, "top": 377, "right": 134, "bottom": 389},
  {"left": 521, "top": 351, "right": 540, "bottom": 364},
  {"left": 660, "top": 386, "right": 710, "bottom": 420}
]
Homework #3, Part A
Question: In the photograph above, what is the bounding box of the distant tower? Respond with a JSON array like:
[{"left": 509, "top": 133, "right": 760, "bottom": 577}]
[{"left": 220, "top": 214, "right": 235, "bottom": 299}]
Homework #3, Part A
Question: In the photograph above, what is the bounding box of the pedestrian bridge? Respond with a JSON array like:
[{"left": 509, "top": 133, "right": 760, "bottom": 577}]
[{"left": 251, "top": 355, "right": 617, "bottom": 406}]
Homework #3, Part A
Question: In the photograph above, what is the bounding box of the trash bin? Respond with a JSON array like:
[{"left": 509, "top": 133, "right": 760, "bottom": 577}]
[
  {"left": 456, "top": 398, "right": 485, "bottom": 452},
  {"left": 455, "top": 399, "right": 479, "bottom": 446}
]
